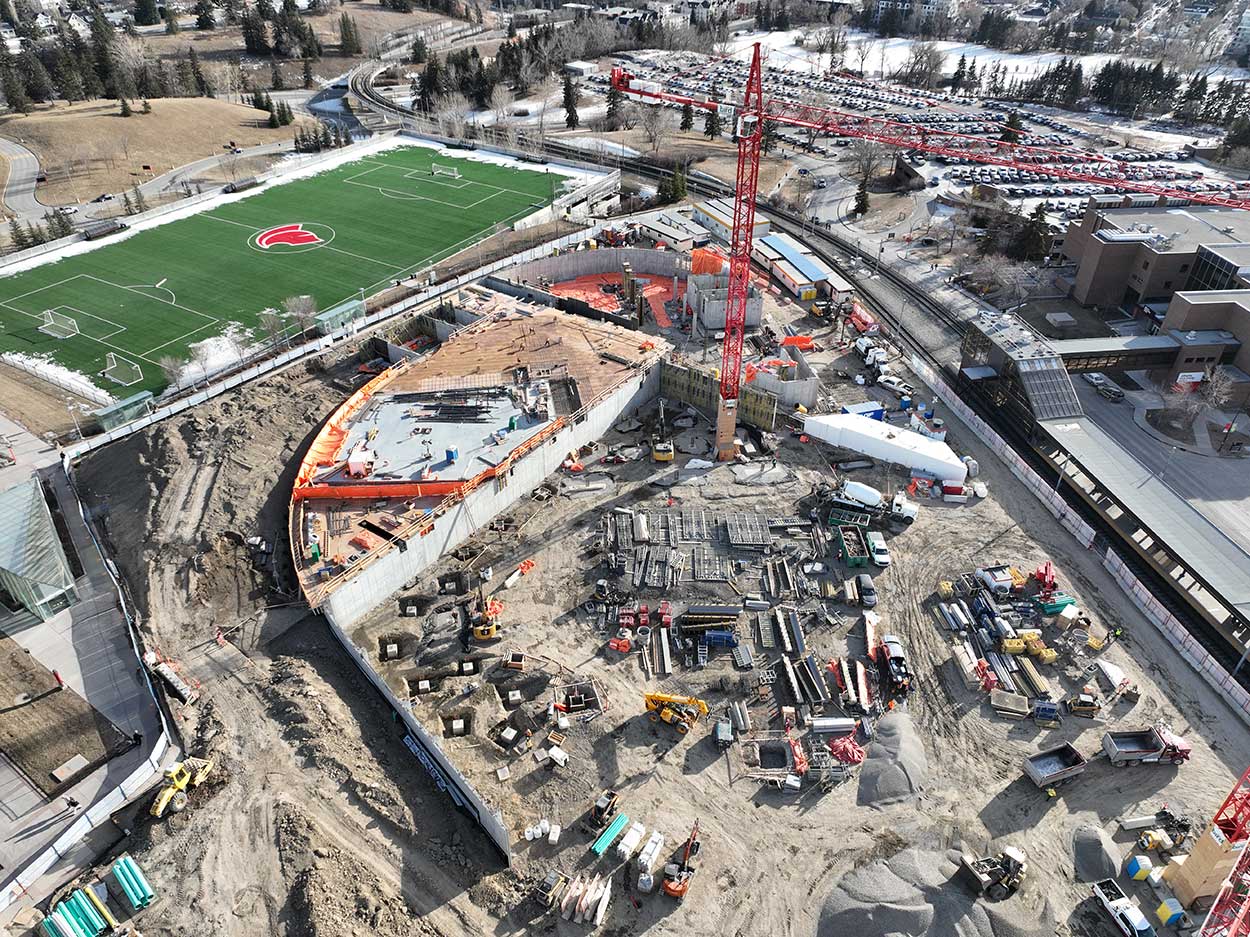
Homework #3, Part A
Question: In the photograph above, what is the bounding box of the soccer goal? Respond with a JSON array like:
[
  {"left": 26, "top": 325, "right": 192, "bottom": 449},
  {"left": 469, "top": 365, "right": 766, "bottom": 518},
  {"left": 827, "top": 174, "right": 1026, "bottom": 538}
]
[
  {"left": 431, "top": 162, "right": 462, "bottom": 179},
  {"left": 103, "top": 352, "right": 143, "bottom": 387},
  {"left": 38, "top": 309, "right": 79, "bottom": 340}
]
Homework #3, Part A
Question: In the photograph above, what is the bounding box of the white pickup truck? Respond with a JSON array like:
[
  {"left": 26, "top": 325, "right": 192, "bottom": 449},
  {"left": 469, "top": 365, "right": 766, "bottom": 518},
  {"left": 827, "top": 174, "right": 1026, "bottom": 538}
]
[{"left": 1092, "top": 880, "right": 1156, "bottom": 937}]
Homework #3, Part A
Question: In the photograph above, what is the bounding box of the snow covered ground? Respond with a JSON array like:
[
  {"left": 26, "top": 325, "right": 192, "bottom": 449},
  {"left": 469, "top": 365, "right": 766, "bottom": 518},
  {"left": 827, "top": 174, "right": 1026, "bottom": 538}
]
[{"left": 725, "top": 28, "right": 1250, "bottom": 84}]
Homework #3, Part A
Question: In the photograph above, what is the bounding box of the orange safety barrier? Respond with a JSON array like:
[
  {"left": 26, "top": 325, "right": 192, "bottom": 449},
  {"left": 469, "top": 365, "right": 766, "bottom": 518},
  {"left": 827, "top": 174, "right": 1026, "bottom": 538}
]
[
  {"left": 691, "top": 247, "right": 727, "bottom": 276},
  {"left": 780, "top": 335, "right": 815, "bottom": 350},
  {"left": 294, "top": 365, "right": 399, "bottom": 488}
]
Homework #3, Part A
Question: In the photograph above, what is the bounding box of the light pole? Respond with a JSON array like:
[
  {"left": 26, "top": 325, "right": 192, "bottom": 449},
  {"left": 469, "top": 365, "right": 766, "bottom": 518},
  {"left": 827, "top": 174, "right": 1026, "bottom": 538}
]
[{"left": 64, "top": 398, "right": 83, "bottom": 440}]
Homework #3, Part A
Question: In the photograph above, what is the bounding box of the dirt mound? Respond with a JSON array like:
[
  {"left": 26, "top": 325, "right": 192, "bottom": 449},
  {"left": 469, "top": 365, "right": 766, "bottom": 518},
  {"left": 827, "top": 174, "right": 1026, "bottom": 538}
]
[
  {"left": 818, "top": 847, "right": 1056, "bottom": 937},
  {"left": 1072, "top": 824, "right": 1120, "bottom": 882},
  {"left": 858, "top": 711, "right": 928, "bottom": 807}
]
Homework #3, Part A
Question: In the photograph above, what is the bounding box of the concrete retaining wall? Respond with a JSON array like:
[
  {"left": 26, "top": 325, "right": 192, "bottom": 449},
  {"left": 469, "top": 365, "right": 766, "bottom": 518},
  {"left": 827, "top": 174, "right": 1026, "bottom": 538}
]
[
  {"left": 501, "top": 246, "right": 687, "bottom": 285},
  {"left": 660, "top": 360, "right": 777, "bottom": 430},
  {"left": 318, "top": 364, "right": 661, "bottom": 862}
]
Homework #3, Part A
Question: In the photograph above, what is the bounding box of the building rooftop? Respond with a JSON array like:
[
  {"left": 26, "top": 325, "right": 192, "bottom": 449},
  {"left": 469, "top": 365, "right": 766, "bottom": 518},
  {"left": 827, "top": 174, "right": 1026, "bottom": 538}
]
[
  {"left": 1049, "top": 334, "right": 1180, "bottom": 355},
  {"left": 1200, "top": 242, "right": 1250, "bottom": 271},
  {"left": 1168, "top": 327, "right": 1243, "bottom": 346},
  {"left": 0, "top": 478, "right": 73, "bottom": 598},
  {"left": 1093, "top": 206, "right": 1250, "bottom": 253},
  {"left": 1041, "top": 416, "right": 1250, "bottom": 623}
]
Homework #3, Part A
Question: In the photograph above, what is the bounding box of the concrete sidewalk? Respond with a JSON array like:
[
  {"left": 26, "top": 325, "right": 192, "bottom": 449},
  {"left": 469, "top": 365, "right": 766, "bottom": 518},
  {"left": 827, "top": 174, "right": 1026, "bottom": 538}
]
[{"left": 0, "top": 464, "right": 172, "bottom": 914}]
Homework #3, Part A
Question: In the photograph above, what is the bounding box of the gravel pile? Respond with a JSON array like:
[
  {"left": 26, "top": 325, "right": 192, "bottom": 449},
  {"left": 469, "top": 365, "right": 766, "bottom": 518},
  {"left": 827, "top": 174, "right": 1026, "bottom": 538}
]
[
  {"left": 818, "top": 847, "right": 1056, "bottom": 937},
  {"left": 1072, "top": 824, "right": 1120, "bottom": 882},
  {"left": 858, "top": 712, "right": 928, "bottom": 807}
]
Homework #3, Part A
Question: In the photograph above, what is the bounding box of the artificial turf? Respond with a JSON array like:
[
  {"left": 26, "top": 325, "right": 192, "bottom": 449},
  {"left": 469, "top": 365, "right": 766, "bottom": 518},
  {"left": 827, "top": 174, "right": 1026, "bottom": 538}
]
[{"left": 0, "top": 144, "right": 559, "bottom": 395}]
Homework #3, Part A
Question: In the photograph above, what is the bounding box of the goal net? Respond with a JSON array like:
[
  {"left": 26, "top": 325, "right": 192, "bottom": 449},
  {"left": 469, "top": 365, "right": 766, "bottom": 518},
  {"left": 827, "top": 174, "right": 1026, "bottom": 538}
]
[
  {"left": 103, "top": 352, "right": 143, "bottom": 387},
  {"left": 431, "top": 162, "right": 461, "bottom": 179},
  {"left": 38, "top": 309, "right": 79, "bottom": 339}
]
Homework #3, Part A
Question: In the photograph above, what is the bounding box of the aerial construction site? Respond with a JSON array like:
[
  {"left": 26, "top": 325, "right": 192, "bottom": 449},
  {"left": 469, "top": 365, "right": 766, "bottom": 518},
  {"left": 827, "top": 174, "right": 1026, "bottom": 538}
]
[{"left": 5, "top": 22, "right": 1250, "bottom": 937}]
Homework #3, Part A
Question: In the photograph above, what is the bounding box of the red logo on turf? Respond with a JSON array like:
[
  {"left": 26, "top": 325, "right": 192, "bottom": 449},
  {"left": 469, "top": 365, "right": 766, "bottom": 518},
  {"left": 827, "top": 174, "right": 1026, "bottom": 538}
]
[{"left": 256, "top": 223, "right": 322, "bottom": 249}]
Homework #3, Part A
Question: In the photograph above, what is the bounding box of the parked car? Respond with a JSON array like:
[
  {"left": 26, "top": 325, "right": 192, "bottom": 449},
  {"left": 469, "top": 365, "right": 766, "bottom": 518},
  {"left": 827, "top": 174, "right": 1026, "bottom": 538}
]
[
  {"left": 1097, "top": 384, "right": 1125, "bottom": 401},
  {"left": 856, "top": 572, "right": 878, "bottom": 608},
  {"left": 1082, "top": 372, "right": 1107, "bottom": 387},
  {"left": 877, "top": 374, "right": 915, "bottom": 397}
]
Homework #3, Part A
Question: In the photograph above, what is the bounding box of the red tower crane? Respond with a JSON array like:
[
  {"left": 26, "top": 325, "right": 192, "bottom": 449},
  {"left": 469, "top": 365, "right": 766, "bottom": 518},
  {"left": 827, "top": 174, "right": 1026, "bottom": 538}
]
[
  {"left": 1198, "top": 765, "right": 1250, "bottom": 937},
  {"left": 712, "top": 42, "right": 764, "bottom": 460}
]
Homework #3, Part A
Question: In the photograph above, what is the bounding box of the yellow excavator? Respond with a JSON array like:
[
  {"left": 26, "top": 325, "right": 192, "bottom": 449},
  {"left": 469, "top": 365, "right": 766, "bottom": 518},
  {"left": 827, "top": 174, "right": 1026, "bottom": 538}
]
[
  {"left": 150, "top": 757, "right": 215, "bottom": 818},
  {"left": 643, "top": 693, "right": 709, "bottom": 735}
]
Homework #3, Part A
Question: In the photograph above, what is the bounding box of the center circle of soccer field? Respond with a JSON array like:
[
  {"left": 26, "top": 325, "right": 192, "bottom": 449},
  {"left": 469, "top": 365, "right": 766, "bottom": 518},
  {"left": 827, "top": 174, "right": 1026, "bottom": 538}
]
[{"left": 247, "top": 222, "right": 337, "bottom": 254}]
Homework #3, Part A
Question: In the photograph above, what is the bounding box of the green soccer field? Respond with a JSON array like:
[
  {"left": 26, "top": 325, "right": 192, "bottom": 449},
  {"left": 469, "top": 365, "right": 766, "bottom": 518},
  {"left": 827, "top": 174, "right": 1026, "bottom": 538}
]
[{"left": 0, "top": 144, "right": 561, "bottom": 395}]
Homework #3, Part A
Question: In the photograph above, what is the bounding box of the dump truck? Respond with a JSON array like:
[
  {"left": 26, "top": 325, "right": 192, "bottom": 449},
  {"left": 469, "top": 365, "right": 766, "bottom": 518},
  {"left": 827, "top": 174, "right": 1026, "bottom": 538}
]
[
  {"left": 1022, "top": 742, "right": 1088, "bottom": 789},
  {"left": 1092, "top": 879, "right": 1157, "bottom": 937},
  {"left": 838, "top": 525, "right": 869, "bottom": 568},
  {"left": 959, "top": 847, "right": 1027, "bottom": 900},
  {"left": 1102, "top": 727, "right": 1191, "bottom": 767}
]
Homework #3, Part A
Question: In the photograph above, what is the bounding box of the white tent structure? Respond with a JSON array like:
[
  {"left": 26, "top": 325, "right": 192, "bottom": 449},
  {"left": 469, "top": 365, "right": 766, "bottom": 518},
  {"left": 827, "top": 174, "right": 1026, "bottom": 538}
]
[{"left": 803, "top": 413, "right": 967, "bottom": 484}]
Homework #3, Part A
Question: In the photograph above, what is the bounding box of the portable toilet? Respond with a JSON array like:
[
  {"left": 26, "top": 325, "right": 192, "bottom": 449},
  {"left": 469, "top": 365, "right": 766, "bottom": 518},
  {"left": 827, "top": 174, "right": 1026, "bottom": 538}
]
[
  {"left": 1128, "top": 855, "right": 1154, "bottom": 880},
  {"left": 446, "top": 446, "right": 459, "bottom": 464},
  {"left": 1156, "top": 898, "right": 1184, "bottom": 926}
]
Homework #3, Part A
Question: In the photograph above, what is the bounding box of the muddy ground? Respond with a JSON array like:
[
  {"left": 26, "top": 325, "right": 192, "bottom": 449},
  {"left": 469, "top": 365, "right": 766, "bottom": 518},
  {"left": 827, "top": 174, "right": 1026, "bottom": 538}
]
[{"left": 51, "top": 307, "right": 1250, "bottom": 937}]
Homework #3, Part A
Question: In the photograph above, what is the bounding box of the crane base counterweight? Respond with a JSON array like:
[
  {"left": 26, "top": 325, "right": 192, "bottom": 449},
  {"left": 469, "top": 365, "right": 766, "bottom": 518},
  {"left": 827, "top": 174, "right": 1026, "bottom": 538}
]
[{"left": 715, "top": 398, "right": 738, "bottom": 461}]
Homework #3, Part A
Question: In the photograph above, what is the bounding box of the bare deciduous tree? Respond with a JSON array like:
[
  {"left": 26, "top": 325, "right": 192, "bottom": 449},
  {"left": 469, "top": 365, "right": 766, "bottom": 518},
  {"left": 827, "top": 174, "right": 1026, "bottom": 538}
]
[
  {"left": 1202, "top": 364, "right": 1237, "bottom": 411},
  {"left": 896, "top": 41, "right": 946, "bottom": 90},
  {"left": 638, "top": 103, "right": 672, "bottom": 155},
  {"left": 435, "top": 92, "right": 472, "bottom": 139},
  {"left": 259, "top": 308, "right": 286, "bottom": 347},
  {"left": 283, "top": 294, "right": 318, "bottom": 336},
  {"left": 852, "top": 37, "right": 879, "bottom": 77},
  {"left": 489, "top": 84, "right": 514, "bottom": 128},
  {"left": 1160, "top": 378, "right": 1209, "bottom": 429},
  {"left": 158, "top": 355, "right": 184, "bottom": 387},
  {"left": 849, "top": 137, "right": 887, "bottom": 183}
]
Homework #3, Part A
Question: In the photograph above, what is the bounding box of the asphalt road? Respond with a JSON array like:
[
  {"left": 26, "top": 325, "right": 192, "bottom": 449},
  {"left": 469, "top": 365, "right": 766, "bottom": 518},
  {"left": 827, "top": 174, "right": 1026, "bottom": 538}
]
[{"left": 0, "top": 135, "right": 46, "bottom": 219}]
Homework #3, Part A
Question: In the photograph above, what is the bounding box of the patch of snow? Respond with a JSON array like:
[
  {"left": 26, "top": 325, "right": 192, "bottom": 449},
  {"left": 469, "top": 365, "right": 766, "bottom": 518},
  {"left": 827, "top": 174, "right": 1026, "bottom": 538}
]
[
  {"left": 556, "top": 136, "right": 642, "bottom": 158},
  {"left": 0, "top": 351, "right": 115, "bottom": 404}
]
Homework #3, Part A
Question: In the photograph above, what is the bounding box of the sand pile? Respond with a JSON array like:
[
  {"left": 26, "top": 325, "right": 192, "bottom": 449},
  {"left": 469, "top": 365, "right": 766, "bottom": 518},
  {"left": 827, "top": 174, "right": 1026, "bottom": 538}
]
[
  {"left": 818, "top": 847, "right": 1056, "bottom": 937},
  {"left": 1073, "top": 824, "right": 1120, "bottom": 882},
  {"left": 859, "top": 712, "right": 928, "bottom": 807}
]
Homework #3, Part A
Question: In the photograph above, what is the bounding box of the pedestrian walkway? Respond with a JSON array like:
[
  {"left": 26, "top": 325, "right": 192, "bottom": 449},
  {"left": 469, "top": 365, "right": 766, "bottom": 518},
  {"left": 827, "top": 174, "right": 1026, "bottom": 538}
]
[{"left": 0, "top": 412, "right": 58, "bottom": 493}]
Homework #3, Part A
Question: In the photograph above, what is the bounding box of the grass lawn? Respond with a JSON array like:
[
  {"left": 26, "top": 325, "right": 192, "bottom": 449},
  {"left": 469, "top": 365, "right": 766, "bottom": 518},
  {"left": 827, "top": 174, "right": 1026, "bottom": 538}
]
[{"left": 0, "top": 143, "right": 560, "bottom": 395}]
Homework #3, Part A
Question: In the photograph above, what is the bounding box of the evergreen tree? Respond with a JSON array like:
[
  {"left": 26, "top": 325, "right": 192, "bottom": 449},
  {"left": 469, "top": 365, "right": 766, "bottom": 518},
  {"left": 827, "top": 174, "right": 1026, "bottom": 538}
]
[
  {"left": 25, "top": 221, "right": 44, "bottom": 244},
  {"left": 680, "top": 100, "right": 693, "bottom": 131},
  {"left": 165, "top": 9, "right": 180, "bottom": 33},
  {"left": 760, "top": 117, "right": 777, "bottom": 154},
  {"left": 671, "top": 167, "right": 686, "bottom": 200},
  {"left": 320, "top": 122, "right": 332, "bottom": 148},
  {"left": 257, "top": 0, "right": 275, "bottom": 19},
  {"left": 54, "top": 56, "right": 85, "bottom": 102},
  {"left": 411, "top": 35, "right": 428, "bottom": 64},
  {"left": 133, "top": 0, "right": 160, "bottom": 26},
  {"left": 194, "top": 0, "right": 215, "bottom": 29},
  {"left": 0, "top": 61, "right": 29, "bottom": 113},
  {"left": 142, "top": 98, "right": 152, "bottom": 113},
  {"left": 132, "top": 184, "right": 148, "bottom": 213},
  {"left": 251, "top": 87, "right": 267, "bottom": 109},
  {"left": 222, "top": 0, "right": 239, "bottom": 25},
  {"left": 240, "top": 9, "right": 268, "bottom": 54},
  {"left": 966, "top": 58, "right": 977, "bottom": 92},
  {"left": 854, "top": 177, "right": 869, "bottom": 215},
  {"left": 267, "top": 104, "right": 280, "bottom": 128},
  {"left": 605, "top": 83, "right": 622, "bottom": 128},
  {"left": 122, "top": 191, "right": 134, "bottom": 214},
  {"left": 120, "top": 97, "right": 132, "bottom": 116},
  {"left": 302, "top": 56, "right": 313, "bottom": 89},
  {"left": 417, "top": 55, "right": 441, "bottom": 112},
  {"left": 17, "top": 51, "right": 52, "bottom": 102},
  {"left": 271, "top": 61, "right": 285, "bottom": 89},
  {"left": 703, "top": 107, "right": 722, "bottom": 139},
  {"left": 951, "top": 54, "right": 966, "bottom": 94},
  {"left": 562, "top": 73, "right": 578, "bottom": 129},
  {"left": 1000, "top": 109, "right": 1023, "bottom": 143},
  {"left": 338, "top": 13, "right": 361, "bottom": 55},
  {"left": 9, "top": 217, "right": 28, "bottom": 250},
  {"left": 281, "top": 100, "right": 294, "bottom": 124}
]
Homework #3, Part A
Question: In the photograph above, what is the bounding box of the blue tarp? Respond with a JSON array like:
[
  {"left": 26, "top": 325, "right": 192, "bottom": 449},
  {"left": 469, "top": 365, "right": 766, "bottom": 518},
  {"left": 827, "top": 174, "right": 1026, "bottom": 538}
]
[{"left": 759, "top": 234, "right": 832, "bottom": 284}]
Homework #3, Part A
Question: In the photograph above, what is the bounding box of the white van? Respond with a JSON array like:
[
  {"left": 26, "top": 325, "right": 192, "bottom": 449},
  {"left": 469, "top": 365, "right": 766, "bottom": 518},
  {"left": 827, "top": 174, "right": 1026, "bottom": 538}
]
[{"left": 867, "top": 531, "right": 891, "bottom": 567}]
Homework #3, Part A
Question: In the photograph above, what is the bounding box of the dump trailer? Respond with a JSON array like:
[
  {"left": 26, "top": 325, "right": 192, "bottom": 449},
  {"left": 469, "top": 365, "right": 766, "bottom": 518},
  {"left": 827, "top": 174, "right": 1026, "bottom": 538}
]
[
  {"left": 1102, "top": 727, "right": 1191, "bottom": 767},
  {"left": 827, "top": 507, "right": 872, "bottom": 529},
  {"left": 1092, "top": 879, "right": 1156, "bottom": 937},
  {"left": 838, "top": 525, "right": 869, "bottom": 568},
  {"left": 1022, "top": 742, "right": 1088, "bottom": 789}
]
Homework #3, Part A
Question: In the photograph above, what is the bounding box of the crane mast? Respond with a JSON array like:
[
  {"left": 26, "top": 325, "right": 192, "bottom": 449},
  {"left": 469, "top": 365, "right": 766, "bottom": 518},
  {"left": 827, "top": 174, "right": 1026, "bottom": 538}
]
[{"left": 714, "top": 42, "right": 765, "bottom": 460}]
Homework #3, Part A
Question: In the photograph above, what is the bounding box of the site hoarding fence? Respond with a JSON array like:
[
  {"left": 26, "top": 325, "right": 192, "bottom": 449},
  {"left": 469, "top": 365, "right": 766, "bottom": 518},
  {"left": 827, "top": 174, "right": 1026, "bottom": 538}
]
[{"left": 910, "top": 354, "right": 1250, "bottom": 726}]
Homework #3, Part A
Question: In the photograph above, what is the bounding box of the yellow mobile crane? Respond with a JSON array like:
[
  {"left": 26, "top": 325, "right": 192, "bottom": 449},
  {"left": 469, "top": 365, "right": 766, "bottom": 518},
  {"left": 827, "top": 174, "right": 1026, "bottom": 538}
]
[{"left": 643, "top": 693, "right": 709, "bottom": 735}]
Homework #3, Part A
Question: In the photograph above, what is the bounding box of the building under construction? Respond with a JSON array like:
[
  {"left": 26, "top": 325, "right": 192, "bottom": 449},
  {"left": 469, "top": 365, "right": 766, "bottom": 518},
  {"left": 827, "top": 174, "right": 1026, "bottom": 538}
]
[{"left": 289, "top": 293, "right": 669, "bottom": 856}]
